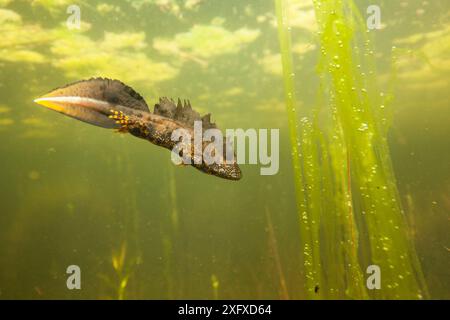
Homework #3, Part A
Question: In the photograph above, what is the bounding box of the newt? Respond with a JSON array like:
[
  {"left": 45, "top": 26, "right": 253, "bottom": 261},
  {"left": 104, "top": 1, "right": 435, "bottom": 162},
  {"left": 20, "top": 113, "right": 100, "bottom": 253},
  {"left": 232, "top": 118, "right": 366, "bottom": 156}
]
[{"left": 34, "top": 78, "right": 242, "bottom": 180}]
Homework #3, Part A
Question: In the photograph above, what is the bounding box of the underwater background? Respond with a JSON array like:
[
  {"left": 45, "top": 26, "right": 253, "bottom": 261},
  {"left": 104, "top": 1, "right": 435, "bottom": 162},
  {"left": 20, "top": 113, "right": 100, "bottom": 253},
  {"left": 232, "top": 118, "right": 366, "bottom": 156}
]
[{"left": 0, "top": 0, "right": 448, "bottom": 299}]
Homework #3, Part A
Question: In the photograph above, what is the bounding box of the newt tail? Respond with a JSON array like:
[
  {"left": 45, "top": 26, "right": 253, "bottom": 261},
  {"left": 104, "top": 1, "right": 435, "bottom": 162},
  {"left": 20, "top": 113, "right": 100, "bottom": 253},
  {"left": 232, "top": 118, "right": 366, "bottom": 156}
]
[{"left": 34, "top": 78, "right": 242, "bottom": 180}]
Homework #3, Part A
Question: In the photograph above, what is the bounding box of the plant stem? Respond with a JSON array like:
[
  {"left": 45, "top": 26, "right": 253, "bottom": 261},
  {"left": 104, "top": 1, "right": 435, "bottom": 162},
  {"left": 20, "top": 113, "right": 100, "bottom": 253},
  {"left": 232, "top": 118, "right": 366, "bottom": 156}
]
[{"left": 274, "top": 0, "right": 322, "bottom": 299}]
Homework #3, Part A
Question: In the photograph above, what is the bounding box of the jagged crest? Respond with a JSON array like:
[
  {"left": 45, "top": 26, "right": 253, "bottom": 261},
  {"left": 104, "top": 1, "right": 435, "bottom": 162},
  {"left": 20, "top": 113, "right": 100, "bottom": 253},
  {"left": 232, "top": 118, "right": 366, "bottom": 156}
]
[
  {"left": 45, "top": 78, "right": 217, "bottom": 129},
  {"left": 154, "top": 97, "right": 217, "bottom": 129}
]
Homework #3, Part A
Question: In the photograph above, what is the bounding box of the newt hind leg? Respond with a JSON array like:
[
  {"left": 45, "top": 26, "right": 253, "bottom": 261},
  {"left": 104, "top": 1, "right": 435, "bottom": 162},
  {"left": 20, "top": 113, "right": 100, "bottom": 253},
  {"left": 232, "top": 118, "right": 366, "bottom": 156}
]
[{"left": 109, "top": 109, "right": 131, "bottom": 133}]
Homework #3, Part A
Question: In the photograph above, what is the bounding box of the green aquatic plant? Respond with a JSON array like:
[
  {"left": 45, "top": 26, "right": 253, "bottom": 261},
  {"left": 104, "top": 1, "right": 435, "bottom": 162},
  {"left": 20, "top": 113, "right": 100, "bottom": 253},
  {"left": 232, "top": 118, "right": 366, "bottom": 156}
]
[
  {"left": 265, "top": 207, "right": 289, "bottom": 299},
  {"left": 210, "top": 274, "right": 220, "bottom": 300},
  {"left": 275, "top": 0, "right": 317, "bottom": 298},
  {"left": 275, "top": 0, "right": 428, "bottom": 299},
  {"left": 111, "top": 242, "right": 132, "bottom": 300},
  {"left": 162, "top": 165, "right": 179, "bottom": 299},
  {"left": 107, "top": 153, "right": 143, "bottom": 300},
  {"left": 97, "top": 240, "right": 140, "bottom": 300}
]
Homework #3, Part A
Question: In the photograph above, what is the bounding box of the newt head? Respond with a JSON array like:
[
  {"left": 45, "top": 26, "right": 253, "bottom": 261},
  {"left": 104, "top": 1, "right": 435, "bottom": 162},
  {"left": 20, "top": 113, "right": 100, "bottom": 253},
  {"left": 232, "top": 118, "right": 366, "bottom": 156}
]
[{"left": 33, "top": 78, "right": 149, "bottom": 129}]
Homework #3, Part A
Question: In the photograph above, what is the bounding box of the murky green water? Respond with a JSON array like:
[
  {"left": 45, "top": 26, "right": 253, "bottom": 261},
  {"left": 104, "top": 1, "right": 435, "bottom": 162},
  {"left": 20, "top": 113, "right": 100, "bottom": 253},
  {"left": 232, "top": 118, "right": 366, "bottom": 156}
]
[{"left": 0, "top": 0, "right": 448, "bottom": 299}]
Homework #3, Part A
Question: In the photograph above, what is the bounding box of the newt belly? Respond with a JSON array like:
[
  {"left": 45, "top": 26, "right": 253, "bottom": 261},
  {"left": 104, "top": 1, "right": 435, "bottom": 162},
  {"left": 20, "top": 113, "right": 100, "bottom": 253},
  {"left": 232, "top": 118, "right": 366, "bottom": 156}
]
[{"left": 34, "top": 78, "right": 242, "bottom": 180}]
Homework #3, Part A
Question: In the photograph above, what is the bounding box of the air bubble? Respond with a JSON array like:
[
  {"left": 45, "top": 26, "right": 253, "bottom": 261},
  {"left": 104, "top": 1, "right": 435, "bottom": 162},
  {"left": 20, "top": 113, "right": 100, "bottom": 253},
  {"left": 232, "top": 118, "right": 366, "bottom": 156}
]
[{"left": 358, "top": 123, "right": 369, "bottom": 132}]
